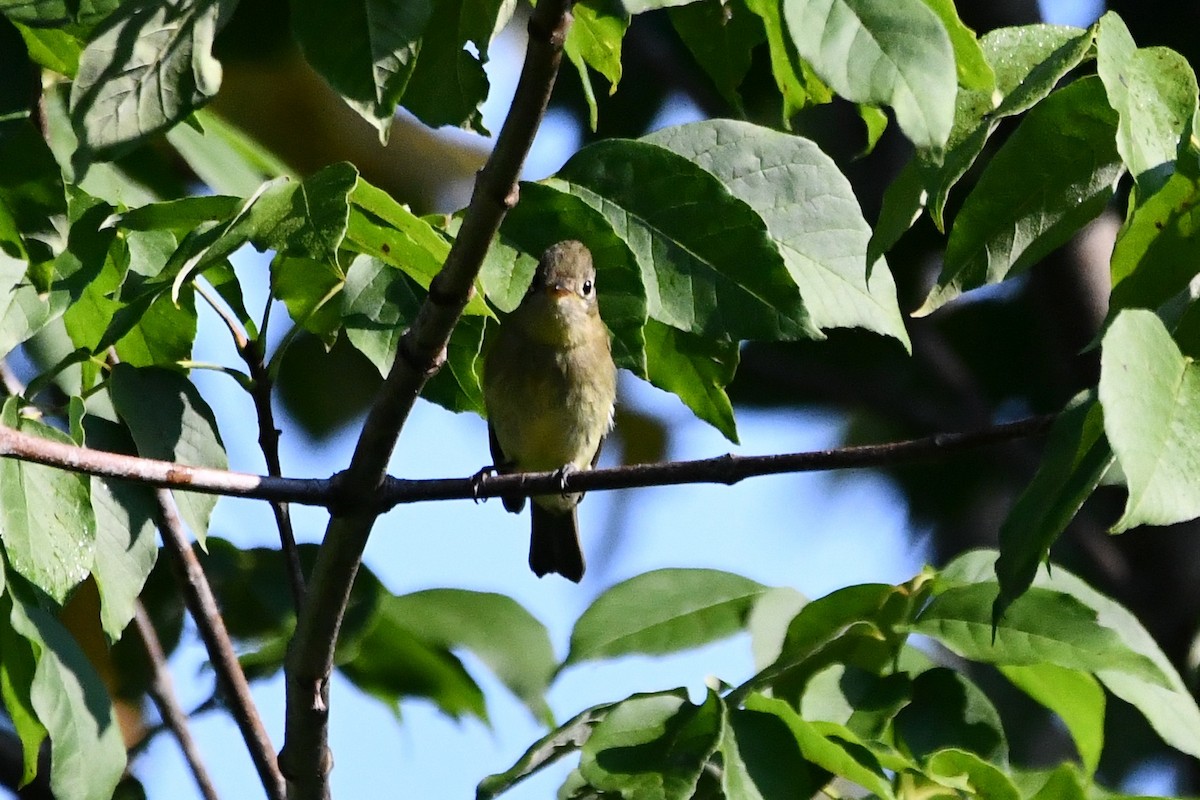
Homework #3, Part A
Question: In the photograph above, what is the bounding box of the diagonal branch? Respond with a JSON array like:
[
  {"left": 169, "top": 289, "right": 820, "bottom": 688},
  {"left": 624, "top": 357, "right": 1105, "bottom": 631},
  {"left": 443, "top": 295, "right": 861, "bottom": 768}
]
[
  {"left": 155, "top": 489, "right": 287, "bottom": 800},
  {"left": 279, "top": 3, "right": 579, "bottom": 798}
]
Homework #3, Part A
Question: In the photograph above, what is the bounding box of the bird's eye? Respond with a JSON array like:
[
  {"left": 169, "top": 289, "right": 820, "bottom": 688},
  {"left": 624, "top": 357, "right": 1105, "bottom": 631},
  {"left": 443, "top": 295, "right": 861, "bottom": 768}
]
[{"left": 582, "top": 280, "right": 593, "bottom": 295}]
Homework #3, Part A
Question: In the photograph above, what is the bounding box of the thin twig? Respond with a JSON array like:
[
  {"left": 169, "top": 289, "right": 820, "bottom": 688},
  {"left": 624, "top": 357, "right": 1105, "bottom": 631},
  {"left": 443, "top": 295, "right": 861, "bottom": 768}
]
[
  {"left": 132, "top": 601, "right": 222, "bottom": 800},
  {"left": 240, "top": 335, "right": 306, "bottom": 612},
  {"left": 0, "top": 414, "right": 1055, "bottom": 509},
  {"left": 154, "top": 489, "right": 287, "bottom": 800},
  {"left": 280, "top": 3, "right": 578, "bottom": 797}
]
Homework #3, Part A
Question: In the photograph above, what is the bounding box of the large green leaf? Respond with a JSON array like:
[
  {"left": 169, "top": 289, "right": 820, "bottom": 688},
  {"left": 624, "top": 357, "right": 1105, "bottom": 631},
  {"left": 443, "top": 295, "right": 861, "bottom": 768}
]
[
  {"left": 338, "top": 601, "right": 487, "bottom": 721},
  {"left": 920, "top": 24, "right": 1094, "bottom": 230},
  {"left": 744, "top": 0, "right": 831, "bottom": 123},
  {"left": 743, "top": 694, "right": 894, "bottom": 799},
  {"left": 108, "top": 364, "right": 227, "bottom": 544},
  {"left": 669, "top": 0, "right": 763, "bottom": 113},
  {"left": 8, "top": 593, "right": 126, "bottom": 800},
  {"left": 564, "top": 0, "right": 628, "bottom": 130},
  {"left": 941, "top": 551, "right": 1200, "bottom": 759},
  {"left": 721, "top": 704, "right": 827, "bottom": 799},
  {"left": 923, "top": 748, "right": 1019, "bottom": 800},
  {"left": 1096, "top": 12, "right": 1198, "bottom": 191},
  {"left": 1000, "top": 663, "right": 1103, "bottom": 776},
  {"left": 0, "top": 399, "right": 95, "bottom": 604},
  {"left": 1109, "top": 164, "right": 1200, "bottom": 314},
  {"left": 891, "top": 667, "right": 1006, "bottom": 762},
  {"left": 69, "top": 0, "right": 236, "bottom": 161},
  {"left": 0, "top": 0, "right": 119, "bottom": 27},
  {"left": 993, "top": 391, "right": 1113, "bottom": 619},
  {"left": 1099, "top": 309, "right": 1200, "bottom": 531},
  {"left": 386, "top": 589, "right": 556, "bottom": 725},
  {"left": 0, "top": 595, "right": 45, "bottom": 787},
  {"left": 564, "top": 568, "right": 767, "bottom": 666},
  {"left": 399, "top": 0, "right": 510, "bottom": 132},
  {"left": 82, "top": 416, "right": 158, "bottom": 641},
  {"left": 555, "top": 139, "right": 819, "bottom": 342},
  {"left": 783, "top": 0, "right": 956, "bottom": 151},
  {"left": 644, "top": 319, "right": 740, "bottom": 442},
  {"left": 914, "top": 582, "right": 1167, "bottom": 684},
  {"left": 579, "top": 690, "right": 723, "bottom": 800},
  {"left": 476, "top": 702, "right": 614, "bottom": 799},
  {"left": 645, "top": 119, "right": 909, "bottom": 347},
  {"left": 919, "top": 0, "right": 991, "bottom": 92},
  {"left": 921, "top": 77, "right": 1123, "bottom": 313},
  {"left": 346, "top": 178, "right": 492, "bottom": 316},
  {"left": 291, "top": 0, "right": 431, "bottom": 139},
  {"left": 165, "top": 108, "right": 294, "bottom": 196}
]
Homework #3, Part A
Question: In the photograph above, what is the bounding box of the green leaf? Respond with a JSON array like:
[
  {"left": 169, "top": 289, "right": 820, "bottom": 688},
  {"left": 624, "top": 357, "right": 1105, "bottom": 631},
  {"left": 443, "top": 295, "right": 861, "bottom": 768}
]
[
  {"left": 15, "top": 22, "right": 85, "bottom": 77},
  {"left": 476, "top": 702, "right": 614, "bottom": 800},
  {"left": 556, "top": 139, "right": 819, "bottom": 342},
  {"left": 942, "top": 550, "right": 1200, "bottom": 760},
  {"left": 1109, "top": 165, "right": 1200, "bottom": 314},
  {"left": 165, "top": 107, "right": 294, "bottom": 196},
  {"left": 270, "top": 255, "right": 346, "bottom": 344},
  {"left": 499, "top": 180, "right": 648, "bottom": 374},
  {"left": 0, "top": 594, "right": 46, "bottom": 787},
  {"left": 69, "top": 0, "right": 236, "bottom": 161},
  {"left": 914, "top": 582, "right": 1168, "bottom": 685},
  {"left": 744, "top": 0, "right": 831, "bottom": 123},
  {"left": 579, "top": 690, "right": 723, "bottom": 800},
  {"left": 109, "top": 364, "right": 227, "bottom": 544},
  {"left": 290, "top": 0, "right": 430, "bottom": 139},
  {"left": 722, "top": 705, "right": 828, "bottom": 799},
  {"left": 341, "top": 253, "right": 423, "bottom": 374},
  {"left": 743, "top": 693, "right": 894, "bottom": 799},
  {"left": 8, "top": 592, "right": 125, "bottom": 800},
  {"left": 783, "top": 0, "right": 956, "bottom": 151},
  {"left": 82, "top": 416, "right": 158, "bottom": 641},
  {"left": 746, "top": 585, "right": 808, "bottom": 670},
  {"left": 644, "top": 320, "right": 739, "bottom": 442},
  {"left": 564, "top": 568, "right": 767, "bottom": 666},
  {"left": 921, "top": 25, "right": 1094, "bottom": 233},
  {"left": 564, "top": 0, "right": 628, "bottom": 130},
  {"left": 1000, "top": 663, "right": 1103, "bottom": 776},
  {"left": 1099, "top": 309, "right": 1200, "bottom": 531},
  {"left": 386, "top": 588, "right": 556, "bottom": 724},
  {"left": 918, "top": 0, "right": 992, "bottom": 92},
  {"left": 399, "top": 0, "right": 507, "bottom": 133},
  {"left": 114, "top": 195, "right": 241, "bottom": 234},
  {"left": 799, "top": 665, "right": 912, "bottom": 739},
  {"left": 645, "top": 119, "right": 909, "bottom": 347},
  {"left": 1096, "top": 12, "right": 1198, "bottom": 191},
  {"left": 0, "top": 399, "right": 95, "bottom": 604},
  {"left": 669, "top": 0, "right": 763, "bottom": 113},
  {"left": 339, "top": 603, "right": 487, "bottom": 721},
  {"left": 921, "top": 77, "right": 1123, "bottom": 313},
  {"left": 346, "top": 178, "right": 491, "bottom": 316},
  {"left": 891, "top": 667, "right": 1006, "bottom": 762},
  {"left": 421, "top": 314, "right": 485, "bottom": 414},
  {"left": 994, "top": 391, "right": 1113, "bottom": 619},
  {"left": 0, "top": 0, "right": 119, "bottom": 27},
  {"left": 868, "top": 159, "right": 926, "bottom": 262},
  {"left": 924, "top": 748, "right": 1018, "bottom": 800}
]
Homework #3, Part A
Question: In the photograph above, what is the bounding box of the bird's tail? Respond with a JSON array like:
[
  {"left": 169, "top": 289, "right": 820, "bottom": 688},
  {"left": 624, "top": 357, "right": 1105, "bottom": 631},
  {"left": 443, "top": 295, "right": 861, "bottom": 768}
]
[{"left": 529, "top": 505, "right": 585, "bottom": 582}]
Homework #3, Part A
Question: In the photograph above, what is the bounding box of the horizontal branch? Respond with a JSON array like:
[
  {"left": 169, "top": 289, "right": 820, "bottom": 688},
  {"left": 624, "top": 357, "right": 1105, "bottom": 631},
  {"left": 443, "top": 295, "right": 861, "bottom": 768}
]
[{"left": 0, "top": 414, "right": 1054, "bottom": 511}]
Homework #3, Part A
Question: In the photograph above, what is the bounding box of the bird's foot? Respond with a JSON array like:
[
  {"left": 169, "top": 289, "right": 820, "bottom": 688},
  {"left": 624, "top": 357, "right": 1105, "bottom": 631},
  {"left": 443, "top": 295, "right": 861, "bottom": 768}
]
[
  {"left": 469, "top": 465, "right": 498, "bottom": 503},
  {"left": 553, "top": 463, "right": 579, "bottom": 496}
]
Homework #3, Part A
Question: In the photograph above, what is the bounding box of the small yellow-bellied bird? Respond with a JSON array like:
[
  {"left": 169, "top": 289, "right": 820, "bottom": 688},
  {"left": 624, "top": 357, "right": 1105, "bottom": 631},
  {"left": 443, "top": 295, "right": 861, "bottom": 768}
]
[{"left": 483, "top": 240, "right": 618, "bottom": 582}]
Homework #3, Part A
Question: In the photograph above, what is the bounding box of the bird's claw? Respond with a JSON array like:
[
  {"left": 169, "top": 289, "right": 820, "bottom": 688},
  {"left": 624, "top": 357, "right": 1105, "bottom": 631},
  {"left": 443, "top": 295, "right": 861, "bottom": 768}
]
[
  {"left": 554, "top": 464, "right": 578, "bottom": 496},
  {"left": 470, "top": 465, "right": 498, "bottom": 503}
]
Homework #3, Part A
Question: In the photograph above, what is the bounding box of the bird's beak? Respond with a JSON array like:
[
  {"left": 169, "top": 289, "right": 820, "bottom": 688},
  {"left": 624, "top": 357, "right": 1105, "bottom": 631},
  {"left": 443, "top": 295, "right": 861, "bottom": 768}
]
[{"left": 547, "top": 282, "right": 573, "bottom": 299}]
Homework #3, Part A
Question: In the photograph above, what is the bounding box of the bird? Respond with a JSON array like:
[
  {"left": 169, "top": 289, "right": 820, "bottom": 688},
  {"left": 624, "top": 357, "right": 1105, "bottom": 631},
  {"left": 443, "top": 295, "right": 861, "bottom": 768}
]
[{"left": 482, "top": 240, "right": 617, "bottom": 582}]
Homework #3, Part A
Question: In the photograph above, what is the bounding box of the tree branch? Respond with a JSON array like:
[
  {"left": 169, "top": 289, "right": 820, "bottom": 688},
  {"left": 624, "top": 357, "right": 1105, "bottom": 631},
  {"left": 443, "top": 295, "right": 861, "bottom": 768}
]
[
  {"left": 0, "top": 415, "right": 1055, "bottom": 508},
  {"left": 132, "top": 601, "right": 221, "bottom": 800},
  {"left": 279, "top": 3, "right": 578, "bottom": 798},
  {"left": 155, "top": 490, "right": 287, "bottom": 800}
]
